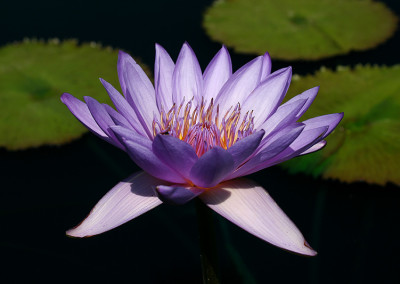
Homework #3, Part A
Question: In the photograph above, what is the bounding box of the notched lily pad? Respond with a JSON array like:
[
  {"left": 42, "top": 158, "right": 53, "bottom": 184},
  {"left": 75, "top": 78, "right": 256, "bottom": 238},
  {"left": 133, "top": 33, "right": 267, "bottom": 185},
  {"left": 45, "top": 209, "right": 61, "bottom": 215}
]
[
  {"left": 203, "top": 0, "right": 398, "bottom": 60},
  {"left": 0, "top": 39, "right": 150, "bottom": 150},
  {"left": 282, "top": 65, "right": 400, "bottom": 186}
]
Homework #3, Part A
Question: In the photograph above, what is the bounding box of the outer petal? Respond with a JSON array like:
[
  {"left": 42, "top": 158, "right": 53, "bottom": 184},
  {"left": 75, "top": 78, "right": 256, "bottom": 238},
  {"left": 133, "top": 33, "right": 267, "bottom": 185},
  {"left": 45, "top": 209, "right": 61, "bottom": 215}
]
[
  {"left": 61, "top": 93, "right": 107, "bottom": 139},
  {"left": 200, "top": 179, "right": 317, "bottom": 256},
  {"left": 85, "top": 96, "right": 123, "bottom": 149},
  {"left": 118, "top": 50, "right": 155, "bottom": 103},
  {"left": 154, "top": 44, "right": 175, "bottom": 110},
  {"left": 256, "top": 126, "right": 329, "bottom": 171},
  {"left": 110, "top": 125, "right": 151, "bottom": 147},
  {"left": 300, "top": 140, "right": 326, "bottom": 155},
  {"left": 228, "top": 124, "right": 305, "bottom": 179},
  {"left": 302, "top": 113, "right": 344, "bottom": 139},
  {"left": 259, "top": 98, "right": 307, "bottom": 138},
  {"left": 215, "top": 56, "right": 263, "bottom": 116},
  {"left": 103, "top": 104, "right": 134, "bottom": 131},
  {"left": 100, "top": 78, "right": 147, "bottom": 137},
  {"left": 172, "top": 42, "right": 203, "bottom": 104},
  {"left": 227, "top": 130, "right": 265, "bottom": 169},
  {"left": 190, "top": 147, "right": 235, "bottom": 188},
  {"left": 242, "top": 67, "right": 292, "bottom": 128},
  {"left": 152, "top": 134, "right": 198, "bottom": 180},
  {"left": 203, "top": 45, "right": 232, "bottom": 102},
  {"left": 284, "top": 86, "right": 320, "bottom": 120},
  {"left": 260, "top": 52, "right": 272, "bottom": 82},
  {"left": 67, "top": 172, "right": 164, "bottom": 238},
  {"left": 155, "top": 185, "right": 205, "bottom": 205},
  {"left": 123, "top": 63, "right": 159, "bottom": 134}
]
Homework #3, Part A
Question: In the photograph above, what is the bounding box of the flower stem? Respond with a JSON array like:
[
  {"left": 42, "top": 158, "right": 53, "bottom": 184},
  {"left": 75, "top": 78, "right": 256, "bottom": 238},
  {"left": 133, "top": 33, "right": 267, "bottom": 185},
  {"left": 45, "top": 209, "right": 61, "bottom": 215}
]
[{"left": 195, "top": 199, "right": 220, "bottom": 284}]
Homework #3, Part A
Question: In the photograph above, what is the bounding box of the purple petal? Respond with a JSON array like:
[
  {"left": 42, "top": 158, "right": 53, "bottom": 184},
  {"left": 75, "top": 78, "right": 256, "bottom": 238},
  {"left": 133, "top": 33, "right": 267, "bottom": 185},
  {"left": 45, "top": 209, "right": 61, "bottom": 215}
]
[
  {"left": 200, "top": 179, "right": 317, "bottom": 256},
  {"left": 242, "top": 67, "right": 292, "bottom": 128},
  {"left": 123, "top": 63, "right": 159, "bottom": 133},
  {"left": 172, "top": 42, "right": 203, "bottom": 104},
  {"left": 84, "top": 96, "right": 123, "bottom": 149},
  {"left": 215, "top": 56, "right": 263, "bottom": 116},
  {"left": 227, "top": 130, "right": 265, "bottom": 168},
  {"left": 122, "top": 139, "right": 186, "bottom": 184},
  {"left": 152, "top": 134, "right": 198, "bottom": 180},
  {"left": 300, "top": 140, "right": 327, "bottom": 155},
  {"left": 229, "top": 124, "right": 305, "bottom": 179},
  {"left": 302, "top": 113, "right": 344, "bottom": 139},
  {"left": 155, "top": 44, "right": 175, "bottom": 110},
  {"left": 61, "top": 93, "right": 108, "bottom": 138},
  {"left": 117, "top": 50, "right": 155, "bottom": 102},
  {"left": 103, "top": 104, "right": 134, "bottom": 130},
  {"left": 258, "top": 126, "right": 329, "bottom": 170},
  {"left": 189, "top": 147, "right": 234, "bottom": 188},
  {"left": 260, "top": 52, "right": 272, "bottom": 82},
  {"left": 203, "top": 45, "right": 232, "bottom": 102},
  {"left": 100, "top": 78, "right": 148, "bottom": 137},
  {"left": 110, "top": 125, "right": 151, "bottom": 148},
  {"left": 155, "top": 185, "right": 205, "bottom": 205},
  {"left": 259, "top": 98, "right": 307, "bottom": 138},
  {"left": 67, "top": 172, "right": 164, "bottom": 238},
  {"left": 285, "top": 86, "right": 319, "bottom": 120}
]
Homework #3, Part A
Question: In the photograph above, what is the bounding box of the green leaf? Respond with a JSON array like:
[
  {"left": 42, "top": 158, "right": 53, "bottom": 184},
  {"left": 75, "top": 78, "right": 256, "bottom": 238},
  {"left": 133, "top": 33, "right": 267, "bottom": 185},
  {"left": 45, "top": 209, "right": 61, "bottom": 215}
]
[
  {"left": 282, "top": 65, "right": 400, "bottom": 186},
  {"left": 203, "top": 0, "right": 398, "bottom": 60},
  {"left": 0, "top": 39, "right": 150, "bottom": 150}
]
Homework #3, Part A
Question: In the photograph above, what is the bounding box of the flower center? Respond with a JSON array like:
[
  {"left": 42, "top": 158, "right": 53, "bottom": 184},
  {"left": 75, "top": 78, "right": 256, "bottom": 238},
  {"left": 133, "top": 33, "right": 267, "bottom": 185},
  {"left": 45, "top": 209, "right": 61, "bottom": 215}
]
[{"left": 152, "top": 98, "right": 255, "bottom": 156}]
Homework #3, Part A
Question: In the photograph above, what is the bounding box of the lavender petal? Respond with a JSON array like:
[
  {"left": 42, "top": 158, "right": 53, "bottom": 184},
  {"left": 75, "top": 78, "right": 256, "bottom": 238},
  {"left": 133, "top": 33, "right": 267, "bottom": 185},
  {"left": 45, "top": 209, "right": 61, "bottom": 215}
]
[
  {"left": 189, "top": 147, "right": 234, "bottom": 188},
  {"left": 67, "top": 172, "right": 164, "bottom": 238},
  {"left": 200, "top": 178, "right": 317, "bottom": 256}
]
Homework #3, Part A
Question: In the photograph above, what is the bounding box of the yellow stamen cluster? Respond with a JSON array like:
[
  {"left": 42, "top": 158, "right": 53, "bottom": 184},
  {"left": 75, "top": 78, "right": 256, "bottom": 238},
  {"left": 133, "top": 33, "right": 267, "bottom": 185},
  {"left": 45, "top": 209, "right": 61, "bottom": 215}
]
[{"left": 152, "top": 98, "right": 254, "bottom": 156}]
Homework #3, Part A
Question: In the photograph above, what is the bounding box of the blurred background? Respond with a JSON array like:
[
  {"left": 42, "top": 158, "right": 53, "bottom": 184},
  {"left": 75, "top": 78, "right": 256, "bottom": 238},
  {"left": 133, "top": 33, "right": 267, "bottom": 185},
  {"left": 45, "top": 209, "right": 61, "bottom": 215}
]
[{"left": 1, "top": 0, "right": 399, "bottom": 283}]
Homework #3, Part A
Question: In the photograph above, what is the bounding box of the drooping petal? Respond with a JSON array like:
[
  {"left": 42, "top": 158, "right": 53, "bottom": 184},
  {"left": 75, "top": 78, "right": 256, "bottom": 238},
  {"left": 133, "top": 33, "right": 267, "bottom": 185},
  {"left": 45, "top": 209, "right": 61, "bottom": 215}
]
[
  {"left": 203, "top": 45, "right": 232, "bottom": 102},
  {"left": 190, "top": 147, "right": 234, "bottom": 188},
  {"left": 84, "top": 96, "right": 123, "bottom": 149},
  {"left": 67, "top": 172, "right": 164, "bottom": 238},
  {"left": 155, "top": 185, "right": 205, "bottom": 205},
  {"left": 284, "top": 86, "right": 320, "bottom": 120},
  {"left": 100, "top": 78, "right": 147, "bottom": 137},
  {"left": 215, "top": 56, "right": 263, "bottom": 116},
  {"left": 152, "top": 134, "right": 198, "bottom": 180},
  {"left": 200, "top": 179, "right": 317, "bottom": 256},
  {"left": 154, "top": 44, "right": 175, "bottom": 110},
  {"left": 242, "top": 67, "right": 292, "bottom": 128},
  {"left": 123, "top": 63, "right": 159, "bottom": 134},
  {"left": 260, "top": 52, "right": 272, "bottom": 82},
  {"left": 61, "top": 93, "right": 109, "bottom": 139},
  {"left": 227, "top": 130, "right": 265, "bottom": 169},
  {"left": 122, "top": 139, "right": 186, "bottom": 184},
  {"left": 229, "top": 124, "right": 305, "bottom": 179},
  {"left": 172, "top": 42, "right": 203, "bottom": 104}
]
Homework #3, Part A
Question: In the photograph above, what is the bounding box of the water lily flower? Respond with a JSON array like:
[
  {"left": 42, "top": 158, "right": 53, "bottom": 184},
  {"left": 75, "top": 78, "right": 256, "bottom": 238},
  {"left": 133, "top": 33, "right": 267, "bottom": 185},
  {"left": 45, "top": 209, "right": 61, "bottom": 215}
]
[{"left": 61, "top": 42, "right": 343, "bottom": 256}]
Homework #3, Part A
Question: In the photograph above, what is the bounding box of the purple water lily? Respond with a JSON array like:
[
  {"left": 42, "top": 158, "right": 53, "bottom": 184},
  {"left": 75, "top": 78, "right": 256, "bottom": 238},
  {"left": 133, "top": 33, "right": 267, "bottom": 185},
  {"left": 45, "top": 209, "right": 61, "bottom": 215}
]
[{"left": 62, "top": 43, "right": 343, "bottom": 256}]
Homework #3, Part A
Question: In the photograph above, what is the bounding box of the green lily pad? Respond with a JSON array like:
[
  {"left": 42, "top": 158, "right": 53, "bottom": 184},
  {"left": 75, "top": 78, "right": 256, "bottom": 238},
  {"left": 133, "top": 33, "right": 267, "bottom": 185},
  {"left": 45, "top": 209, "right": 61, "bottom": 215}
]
[
  {"left": 281, "top": 65, "right": 400, "bottom": 186},
  {"left": 0, "top": 39, "right": 150, "bottom": 150},
  {"left": 203, "top": 0, "right": 398, "bottom": 60}
]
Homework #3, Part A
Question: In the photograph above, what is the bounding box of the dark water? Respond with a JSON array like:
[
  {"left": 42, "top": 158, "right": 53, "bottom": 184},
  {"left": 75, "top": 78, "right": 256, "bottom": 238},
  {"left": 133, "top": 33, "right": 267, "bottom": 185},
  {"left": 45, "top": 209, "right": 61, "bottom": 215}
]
[{"left": 1, "top": 0, "right": 400, "bottom": 283}]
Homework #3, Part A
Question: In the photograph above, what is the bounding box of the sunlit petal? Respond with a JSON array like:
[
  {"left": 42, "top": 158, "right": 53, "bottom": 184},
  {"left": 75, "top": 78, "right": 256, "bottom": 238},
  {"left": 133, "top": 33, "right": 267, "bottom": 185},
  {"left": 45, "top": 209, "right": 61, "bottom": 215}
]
[
  {"left": 67, "top": 172, "right": 164, "bottom": 238},
  {"left": 200, "top": 179, "right": 317, "bottom": 256}
]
